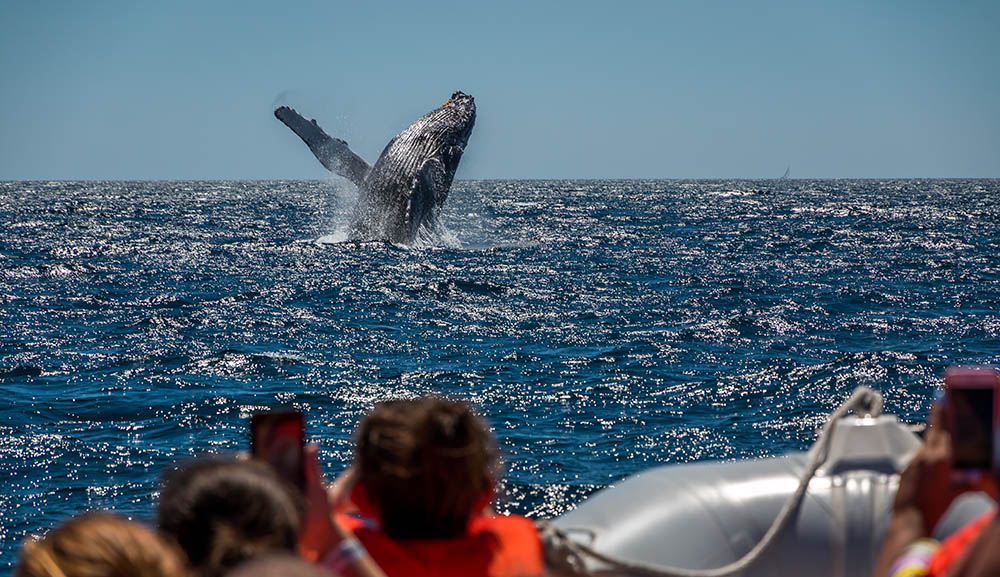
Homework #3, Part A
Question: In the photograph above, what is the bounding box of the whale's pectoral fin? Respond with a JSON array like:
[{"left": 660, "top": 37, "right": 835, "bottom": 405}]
[
  {"left": 274, "top": 106, "right": 371, "bottom": 187},
  {"left": 406, "top": 159, "right": 447, "bottom": 239}
]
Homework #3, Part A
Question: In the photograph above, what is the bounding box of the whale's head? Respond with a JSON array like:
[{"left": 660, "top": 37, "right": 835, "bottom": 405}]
[{"left": 430, "top": 90, "right": 476, "bottom": 150}]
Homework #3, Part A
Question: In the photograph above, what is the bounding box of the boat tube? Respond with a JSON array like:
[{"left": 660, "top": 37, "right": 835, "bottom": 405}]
[{"left": 543, "top": 388, "right": 995, "bottom": 577}]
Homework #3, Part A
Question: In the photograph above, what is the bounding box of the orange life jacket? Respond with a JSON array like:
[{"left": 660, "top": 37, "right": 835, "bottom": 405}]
[
  {"left": 337, "top": 513, "right": 545, "bottom": 577},
  {"left": 928, "top": 511, "right": 995, "bottom": 576}
]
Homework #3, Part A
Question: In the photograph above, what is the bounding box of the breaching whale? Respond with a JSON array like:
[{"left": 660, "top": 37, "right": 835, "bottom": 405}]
[{"left": 275, "top": 91, "right": 475, "bottom": 244}]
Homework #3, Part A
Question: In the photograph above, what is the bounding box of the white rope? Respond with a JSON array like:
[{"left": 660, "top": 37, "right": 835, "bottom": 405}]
[{"left": 539, "top": 386, "right": 885, "bottom": 577}]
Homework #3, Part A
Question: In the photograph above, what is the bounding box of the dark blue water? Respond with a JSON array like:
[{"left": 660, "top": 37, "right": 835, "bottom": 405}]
[{"left": 2, "top": 179, "right": 999, "bottom": 569}]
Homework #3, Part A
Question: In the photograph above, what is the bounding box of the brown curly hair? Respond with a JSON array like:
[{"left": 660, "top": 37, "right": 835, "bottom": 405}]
[{"left": 355, "top": 396, "right": 500, "bottom": 540}]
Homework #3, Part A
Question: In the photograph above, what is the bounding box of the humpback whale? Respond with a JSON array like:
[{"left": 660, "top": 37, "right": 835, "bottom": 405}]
[{"left": 275, "top": 91, "right": 475, "bottom": 244}]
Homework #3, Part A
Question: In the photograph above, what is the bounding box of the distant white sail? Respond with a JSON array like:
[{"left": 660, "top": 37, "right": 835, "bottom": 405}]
[{"left": 781, "top": 166, "right": 790, "bottom": 179}]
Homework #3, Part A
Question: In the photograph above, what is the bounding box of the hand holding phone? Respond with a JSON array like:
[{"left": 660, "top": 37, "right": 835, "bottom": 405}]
[{"left": 251, "top": 410, "right": 305, "bottom": 491}]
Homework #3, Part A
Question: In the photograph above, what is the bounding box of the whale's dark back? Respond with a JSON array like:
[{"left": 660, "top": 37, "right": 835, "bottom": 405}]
[{"left": 351, "top": 92, "right": 476, "bottom": 242}]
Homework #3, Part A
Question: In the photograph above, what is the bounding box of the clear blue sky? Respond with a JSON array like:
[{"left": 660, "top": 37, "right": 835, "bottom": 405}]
[{"left": 1, "top": 0, "right": 997, "bottom": 180}]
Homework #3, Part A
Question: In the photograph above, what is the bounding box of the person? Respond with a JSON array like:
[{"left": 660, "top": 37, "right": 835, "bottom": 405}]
[
  {"left": 225, "top": 554, "right": 328, "bottom": 577},
  {"left": 871, "top": 404, "right": 1000, "bottom": 577},
  {"left": 299, "top": 444, "right": 388, "bottom": 577},
  {"left": 14, "top": 511, "right": 187, "bottom": 577},
  {"left": 331, "top": 396, "right": 546, "bottom": 577},
  {"left": 157, "top": 456, "right": 303, "bottom": 577}
]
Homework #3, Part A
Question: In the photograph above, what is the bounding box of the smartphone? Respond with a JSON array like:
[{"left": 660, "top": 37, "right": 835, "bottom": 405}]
[
  {"left": 944, "top": 367, "right": 1000, "bottom": 471},
  {"left": 250, "top": 410, "right": 305, "bottom": 491}
]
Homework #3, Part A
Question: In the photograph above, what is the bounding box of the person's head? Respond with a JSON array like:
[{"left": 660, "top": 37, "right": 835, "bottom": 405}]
[
  {"left": 15, "top": 511, "right": 187, "bottom": 577},
  {"left": 354, "top": 396, "right": 500, "bottom": 539},
  {"left": 158, "top": 456, "right": 302, "bottom": 577},
  {"left": 224, "top": 554, "right": 327, "bottom": 577}
]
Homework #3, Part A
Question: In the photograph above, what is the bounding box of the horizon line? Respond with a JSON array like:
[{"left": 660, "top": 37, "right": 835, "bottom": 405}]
[{"left": 3, "top": 176, "right": 999, "bottom": 184}]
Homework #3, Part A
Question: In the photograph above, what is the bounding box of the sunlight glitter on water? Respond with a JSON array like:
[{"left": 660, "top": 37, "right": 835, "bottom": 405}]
[{"left": 1, "top": 179, "right": 999, "bottom": 569}]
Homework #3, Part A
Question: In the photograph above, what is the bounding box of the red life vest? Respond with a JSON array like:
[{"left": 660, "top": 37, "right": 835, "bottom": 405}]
[
  {"left": 337, "top": 513, "right": 545, "bottom": 577},
  {"left": 928, "top": 511, "right": 995, "bottom": 576}
]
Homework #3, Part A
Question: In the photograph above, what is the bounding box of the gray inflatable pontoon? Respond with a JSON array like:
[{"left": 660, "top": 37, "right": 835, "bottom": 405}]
[{"left": 544, "top": 388, "right": 994, "bottom": 577}]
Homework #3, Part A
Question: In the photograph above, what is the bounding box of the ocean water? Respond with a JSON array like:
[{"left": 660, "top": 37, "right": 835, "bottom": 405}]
[{"left": 1, "top": 179, "right": 999, "bottom": 569}]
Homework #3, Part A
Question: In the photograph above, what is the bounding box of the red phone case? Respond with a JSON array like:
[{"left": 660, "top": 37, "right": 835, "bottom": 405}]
[
  {"left": 250, "top": 410, "right": 305, "bottom": 489},
  {"left": 944, "top": 367, "right": 1000, "bottom": 471}
]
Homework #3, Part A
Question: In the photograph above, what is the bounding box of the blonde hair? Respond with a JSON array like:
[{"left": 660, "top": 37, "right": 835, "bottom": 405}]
[{"left": 15, "top": 512, "right": 187, "bottom": 577}]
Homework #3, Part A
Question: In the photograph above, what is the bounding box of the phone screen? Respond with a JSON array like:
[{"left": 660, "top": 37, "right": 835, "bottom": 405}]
[
  {"left": 949, "top": 387, "right": 995, "bottom": 471},
  {"left": 250, "top": 411, "right": 305, "bottom": 490}
]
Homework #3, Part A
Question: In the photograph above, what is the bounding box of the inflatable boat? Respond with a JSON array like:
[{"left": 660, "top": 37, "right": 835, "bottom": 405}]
[{"left": 542, "top": 387, "right": 995, "bottom": 577}]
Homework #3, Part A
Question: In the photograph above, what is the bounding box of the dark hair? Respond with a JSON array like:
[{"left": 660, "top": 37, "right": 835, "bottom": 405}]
[
  {"left": 355, "top": 396, "right": 500, "bottom": 539},
  {"left": 15, "top": 511, "right": 187, "bottom": 577},
  {"left": 157, "top": 456, "right": 302, "bottom": 577}
]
